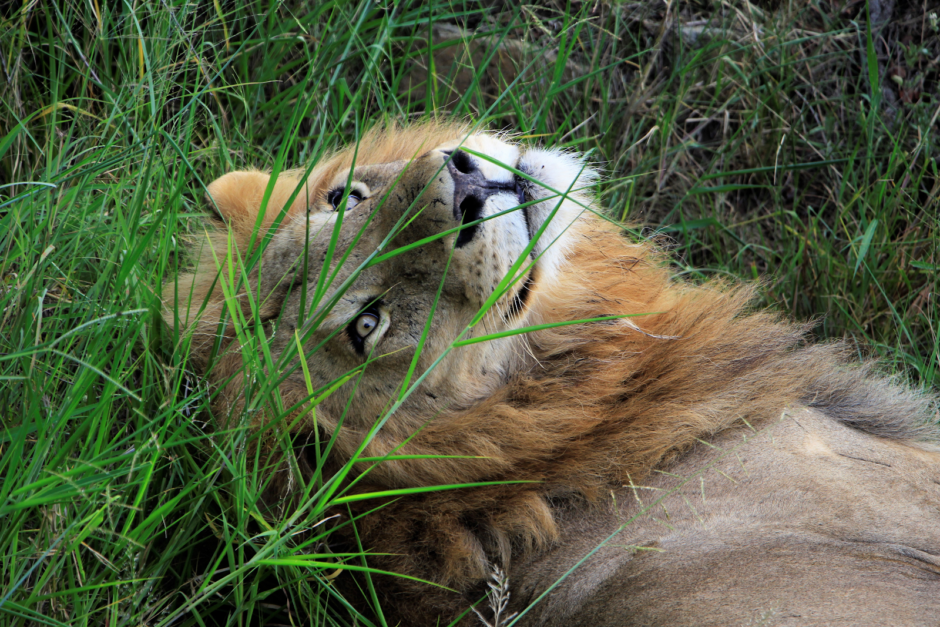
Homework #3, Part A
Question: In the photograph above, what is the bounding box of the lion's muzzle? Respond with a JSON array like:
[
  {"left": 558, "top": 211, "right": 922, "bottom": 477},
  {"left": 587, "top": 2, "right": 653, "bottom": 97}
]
[{"left": 445, "top": 149, "right": 525, "bottom": 248}]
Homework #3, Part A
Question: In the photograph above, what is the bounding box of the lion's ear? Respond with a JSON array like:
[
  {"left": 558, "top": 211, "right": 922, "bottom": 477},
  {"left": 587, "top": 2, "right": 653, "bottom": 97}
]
[
  {"left": 205, "top": 170, "right": 311, "bottom": 247},
  {"left": 206, "top": 170, "right": 272, "bottom": 230}
]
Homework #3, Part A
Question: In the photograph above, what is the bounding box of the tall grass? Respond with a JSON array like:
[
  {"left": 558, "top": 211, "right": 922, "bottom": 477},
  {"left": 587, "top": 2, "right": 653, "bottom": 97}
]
[{"left": 1, "top": 1, "right": 937, "bottom": 625}]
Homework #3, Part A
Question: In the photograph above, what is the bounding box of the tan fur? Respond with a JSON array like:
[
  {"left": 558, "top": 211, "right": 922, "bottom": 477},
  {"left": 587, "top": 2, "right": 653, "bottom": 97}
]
[{"left": 164, "top": 123, "right": 939, "bottom": 625}]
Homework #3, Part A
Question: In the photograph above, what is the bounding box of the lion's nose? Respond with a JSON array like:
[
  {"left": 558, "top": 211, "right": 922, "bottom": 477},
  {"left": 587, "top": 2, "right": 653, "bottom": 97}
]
[{"left": 445, "top": 150, "right": 517, "bottom": 248}]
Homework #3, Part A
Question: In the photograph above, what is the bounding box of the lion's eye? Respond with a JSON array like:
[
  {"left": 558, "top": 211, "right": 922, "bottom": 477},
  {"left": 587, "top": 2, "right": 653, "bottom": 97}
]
[
  {"left": 354, "top": 313, "right": 379, "bottom": 339},
  {"left": 346, "top": 304, "right": 383, "bottom": 355},
  {"left": 327, "top": 188, "right": 362, "bottom": 210}
]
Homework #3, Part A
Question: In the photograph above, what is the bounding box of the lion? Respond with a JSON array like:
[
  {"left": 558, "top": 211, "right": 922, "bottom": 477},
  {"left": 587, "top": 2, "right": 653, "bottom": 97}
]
[{"left": 164, "top": 122, "right": 940, "bottom": 626}]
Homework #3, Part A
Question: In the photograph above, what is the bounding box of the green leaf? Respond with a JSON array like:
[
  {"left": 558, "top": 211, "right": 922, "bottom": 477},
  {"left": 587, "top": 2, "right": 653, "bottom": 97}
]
[
  {"left": 659, "top": 218, "right": 722, "bottom": 232},
  {"left": 330, "top": 480, "right": 537, "bottom": 505},
  {"left": 854, "top": 220, "right": 878, "bottom": 277},
  {"left": 453, "top": 313, "right": 659, "bottom": 347},
  {"left": 688, "top": 184, "right": 766, "bottom": 194}
]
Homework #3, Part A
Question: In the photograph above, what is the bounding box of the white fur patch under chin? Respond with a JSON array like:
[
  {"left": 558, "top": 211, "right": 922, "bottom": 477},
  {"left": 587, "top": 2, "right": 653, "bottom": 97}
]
[{"left": 518, "top": 148, "right": 597, "bottom": 278}]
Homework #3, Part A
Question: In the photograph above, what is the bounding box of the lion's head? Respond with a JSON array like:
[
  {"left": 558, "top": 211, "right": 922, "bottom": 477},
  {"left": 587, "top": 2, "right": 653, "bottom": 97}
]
[{"left": 165, "top": 123, "right": 599, "bottom": 486}]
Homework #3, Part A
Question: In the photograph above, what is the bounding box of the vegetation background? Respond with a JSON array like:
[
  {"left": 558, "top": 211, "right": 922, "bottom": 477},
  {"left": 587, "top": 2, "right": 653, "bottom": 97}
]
[{"left": 1, "top": 0, "right": 938, "bottom": 625}]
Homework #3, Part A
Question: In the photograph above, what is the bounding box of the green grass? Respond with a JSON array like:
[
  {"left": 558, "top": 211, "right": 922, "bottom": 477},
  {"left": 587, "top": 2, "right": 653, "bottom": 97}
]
[{"left": 1, "top": 1, "right": 938, "bottom": 625}]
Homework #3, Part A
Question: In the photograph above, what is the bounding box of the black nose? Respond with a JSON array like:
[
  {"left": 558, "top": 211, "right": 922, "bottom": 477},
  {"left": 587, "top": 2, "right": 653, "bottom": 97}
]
[{"left": 445, "top": 150, "right": 519, "bottom": 248}]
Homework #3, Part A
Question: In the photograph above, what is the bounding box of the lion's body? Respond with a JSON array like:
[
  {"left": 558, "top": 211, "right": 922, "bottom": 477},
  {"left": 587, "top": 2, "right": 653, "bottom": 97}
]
[
  {"left": 165, "top": 123, "right": 940, "bottom": 625},
  {"left": 510, "top": 407, "right": 940, "bottom": 626}
]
